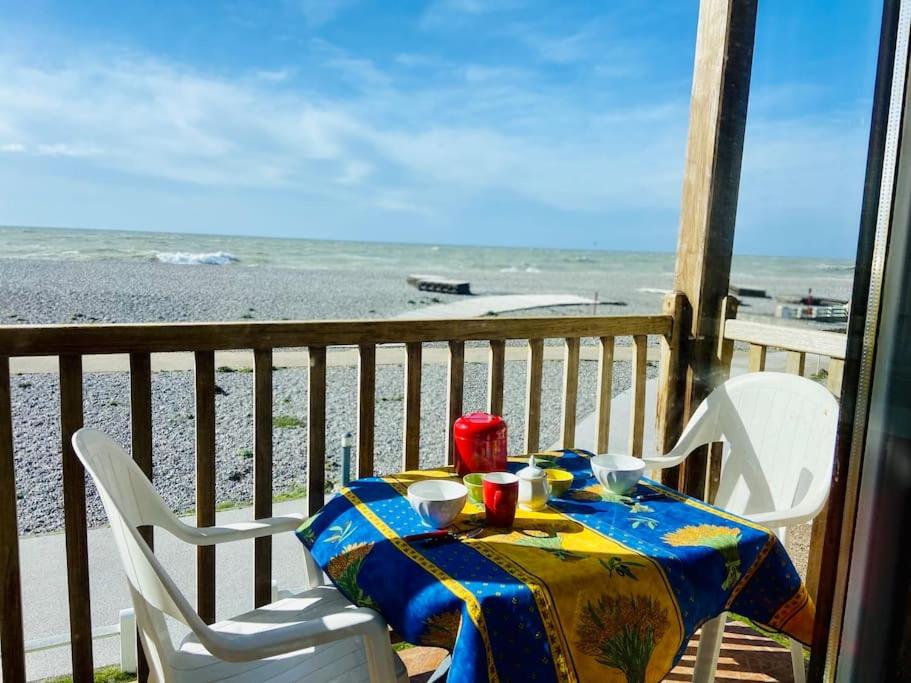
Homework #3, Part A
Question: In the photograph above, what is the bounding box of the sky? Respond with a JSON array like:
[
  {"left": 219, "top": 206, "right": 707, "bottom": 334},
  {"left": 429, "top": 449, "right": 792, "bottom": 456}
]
[{"left": 0, "top": 1, "right": 883, "bottom": 258}]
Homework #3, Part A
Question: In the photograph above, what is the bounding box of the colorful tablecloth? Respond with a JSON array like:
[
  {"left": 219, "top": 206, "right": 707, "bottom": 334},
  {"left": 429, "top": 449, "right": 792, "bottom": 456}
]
[{"left": 296, "top": 451, "right": 813, "bottom": 683}]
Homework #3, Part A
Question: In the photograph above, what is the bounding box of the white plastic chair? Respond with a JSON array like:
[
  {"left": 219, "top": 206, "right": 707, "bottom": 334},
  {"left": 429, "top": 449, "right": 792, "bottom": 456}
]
[
  {"left": 72, "top": 428, "right": 406, "bottom": 683},
  {"left": 642, "top": 372, "right": 838, "bottom": 683}
]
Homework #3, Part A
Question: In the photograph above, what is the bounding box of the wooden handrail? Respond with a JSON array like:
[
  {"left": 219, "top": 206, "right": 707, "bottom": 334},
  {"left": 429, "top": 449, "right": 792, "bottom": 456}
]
[
  {"left": 723, "top": 319, "right": 847, "bottom": 359},
  {"left": 0, "top": 315, "right": 671, "bottom": 356}
]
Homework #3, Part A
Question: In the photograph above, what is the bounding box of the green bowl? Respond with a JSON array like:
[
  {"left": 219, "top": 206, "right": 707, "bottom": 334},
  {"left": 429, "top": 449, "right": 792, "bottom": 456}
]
[{"left": 463, "top": 473, "right": 485, "bottom": 504}]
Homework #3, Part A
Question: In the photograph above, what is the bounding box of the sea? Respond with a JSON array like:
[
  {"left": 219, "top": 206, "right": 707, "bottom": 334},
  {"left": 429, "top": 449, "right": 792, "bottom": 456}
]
[{"left": 0, "top": 225, "right": 856, "bottom": 315}]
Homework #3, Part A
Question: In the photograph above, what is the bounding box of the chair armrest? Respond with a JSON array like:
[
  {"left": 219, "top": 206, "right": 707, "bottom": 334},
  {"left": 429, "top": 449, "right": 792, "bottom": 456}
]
[
  {"left": 641, "top": 452, "right": 689, "bottom": 470},
  {"left": 175, "top": 513, "right": 305, "bottom": 545},
  {"left": 744, "top": 501, "right": 824, "bottom": 529}
]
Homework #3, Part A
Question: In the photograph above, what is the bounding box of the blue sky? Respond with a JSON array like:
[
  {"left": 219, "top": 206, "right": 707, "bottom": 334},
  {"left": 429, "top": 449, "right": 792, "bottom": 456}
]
[{"left": 0, "top": 1, "right": 882, "bottom": 258}]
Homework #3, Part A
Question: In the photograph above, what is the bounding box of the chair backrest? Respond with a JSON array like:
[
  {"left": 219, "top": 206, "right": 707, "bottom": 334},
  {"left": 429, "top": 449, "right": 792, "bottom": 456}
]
[
  {"left": 71, "top": 429, "right": 211, "bottom": 680},
  {"left": 668, "top": 372, "right": 838, "bottom": 520}
]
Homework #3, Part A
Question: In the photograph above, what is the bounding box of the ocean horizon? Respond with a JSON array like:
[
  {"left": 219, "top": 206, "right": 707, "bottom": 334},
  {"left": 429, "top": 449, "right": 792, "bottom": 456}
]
[{"left": 0, "top": 224, "right": 855, "bottom": 282}]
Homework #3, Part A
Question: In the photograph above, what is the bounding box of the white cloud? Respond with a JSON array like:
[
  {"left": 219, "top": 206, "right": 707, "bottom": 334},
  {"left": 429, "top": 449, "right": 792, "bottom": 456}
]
[
  {"left": 293, "top": 0, "right": 359, "bottom": 27},
  {"left": 0, "top": 38, "right": 869, "bottom": 247}
]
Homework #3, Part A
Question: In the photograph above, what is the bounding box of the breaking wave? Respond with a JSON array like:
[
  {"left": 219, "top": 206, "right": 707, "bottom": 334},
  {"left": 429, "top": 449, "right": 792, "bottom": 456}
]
[{"left": 156, "top": 251, "right": 239, "bottom": 265}]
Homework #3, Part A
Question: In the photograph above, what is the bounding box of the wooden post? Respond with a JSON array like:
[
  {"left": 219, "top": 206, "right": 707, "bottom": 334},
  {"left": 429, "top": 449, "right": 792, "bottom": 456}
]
[{"left": 673, "top": 0, "right": 757, "bottom": 499}]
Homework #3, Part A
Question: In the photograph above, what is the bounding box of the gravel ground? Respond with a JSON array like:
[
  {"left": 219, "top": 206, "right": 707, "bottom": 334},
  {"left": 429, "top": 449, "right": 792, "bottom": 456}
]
[
  {"left": 11, "top": 358, "right": 657, "bottom": 535},
  {"left": 0, "top": 258, "right": 664, "bottom": 326}
]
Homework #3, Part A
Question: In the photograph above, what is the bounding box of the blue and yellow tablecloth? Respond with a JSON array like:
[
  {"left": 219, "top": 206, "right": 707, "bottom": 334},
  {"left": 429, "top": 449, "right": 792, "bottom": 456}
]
[{"left": 296, "top": 451, "right": 813, "bottom": 683}]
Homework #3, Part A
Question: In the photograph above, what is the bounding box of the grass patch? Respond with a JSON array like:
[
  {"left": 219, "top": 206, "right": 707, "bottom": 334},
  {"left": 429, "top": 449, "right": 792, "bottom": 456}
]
[
  {"left": 273, "top": 415, "right": 304, "bottom": 428},
  {"left": 17, "top": 381, "right": 32, "bottom": 389},
  {"left": 45, "top": 664, "right": 136, "bottom": 682},
  {"left": 201, "top": 485, "right": 310, "bottom": 514},
  {"left": 237, "top": 448, "right": 254, "bottom": 459},
  {"left": 810, "top": 368, "right": 829, "bottom": 383},
  {"left": 274, "top": 484, "right": 308, "bottom": 503},
  {"left": 217, "top": 365, "right": 236, "bottom": 373}
]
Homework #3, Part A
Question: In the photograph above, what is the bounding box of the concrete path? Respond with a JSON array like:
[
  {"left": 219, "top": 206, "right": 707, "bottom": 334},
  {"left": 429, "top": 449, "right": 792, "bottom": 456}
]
[
  {"left": 393, "top": 294, "right": 595, "bottom": 319},
  {"left": 21, "top": 501, "right": 312, "bottom": 681}
]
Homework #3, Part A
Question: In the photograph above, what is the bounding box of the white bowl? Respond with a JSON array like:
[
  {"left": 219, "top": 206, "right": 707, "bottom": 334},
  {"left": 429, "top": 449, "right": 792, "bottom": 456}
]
[
  {"left": 407, "top": 480, "right": 468, "bottom": 529},
  {"left": 590, "top": 454, "right": 645, "bottom": 495}
]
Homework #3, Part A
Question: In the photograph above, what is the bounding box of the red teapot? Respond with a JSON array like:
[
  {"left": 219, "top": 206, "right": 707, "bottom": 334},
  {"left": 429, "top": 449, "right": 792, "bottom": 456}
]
[{"left": 453, "top": 412, "right": 508, "bottom": 476}]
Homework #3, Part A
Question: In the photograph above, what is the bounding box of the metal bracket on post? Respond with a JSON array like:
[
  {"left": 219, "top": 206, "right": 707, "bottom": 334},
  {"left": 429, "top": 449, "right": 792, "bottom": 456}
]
[{"left": 119, "top": 608, "right": 137, "bottom": 674}]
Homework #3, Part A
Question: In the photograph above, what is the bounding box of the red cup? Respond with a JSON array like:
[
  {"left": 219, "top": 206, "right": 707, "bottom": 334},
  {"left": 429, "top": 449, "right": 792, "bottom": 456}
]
[{"left": 483, "top": 472, "right": 519, "bottom": 528}]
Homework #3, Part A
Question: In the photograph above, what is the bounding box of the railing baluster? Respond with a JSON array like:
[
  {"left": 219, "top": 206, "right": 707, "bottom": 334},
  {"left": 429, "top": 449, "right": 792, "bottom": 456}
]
[
  {"left": 629, "top": 336, "right": 648, "bottom": 457},
  {"left": 403, "top": 342, "right": 422, "bottom": 470},
  {"left": 487, "top": 340, "right": 505, "bottom": 416},
  {"left": 785, "top": 351, "right": 806, "bottom": 376},
  {"left": 827, "top": 358, "right": 845, "bottom": 396},
  {"left": 357, "top": 344, "right": 376, "bottom": 478},
  {"left": 445, "top": 341, "right": 465, "bottom": 465},
  {"left": 60, "top": 354, "right": 93, "bottom": 680},
  {"left": 308, "top": 347, "right": 327, "bottom": 517},
  {"left": 194, "top": 351, "right": 216, "bottom": 624},
  {"left": 524, "top": 339, "right": 544, "bottom": 453},
  {"left": 748, "top": 343, "right": 767, "bottom": 371},
  {"left": 0, "top": 356, "right": 25, "bottom": 683},
  {"left": 561, "top": 338, "right": 581, "bottom": 448},
  {"left": 253, "top": 349, "right": 273, "bottom": 607},
  {"left": 595, "top": 336, "right": 614, "bottom": 454},
  {"left": 129, "top": 352, "right": 153, "bottom": 681}
]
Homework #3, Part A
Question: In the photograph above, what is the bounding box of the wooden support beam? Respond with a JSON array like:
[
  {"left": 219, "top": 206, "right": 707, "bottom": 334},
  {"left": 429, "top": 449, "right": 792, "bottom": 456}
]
[{"left": 673, "top": 0, "right": 758, "bottom": 499}]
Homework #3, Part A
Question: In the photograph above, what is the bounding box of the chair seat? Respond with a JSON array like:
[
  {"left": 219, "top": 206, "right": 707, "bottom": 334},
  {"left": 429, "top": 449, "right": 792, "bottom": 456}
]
[{"left": 168, "top": 585, "right": 408, "bottom": 683}]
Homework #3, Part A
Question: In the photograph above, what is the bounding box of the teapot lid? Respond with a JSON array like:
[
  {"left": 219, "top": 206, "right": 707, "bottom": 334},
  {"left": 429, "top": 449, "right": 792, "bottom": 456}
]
[{"left": 517, "top": 455, "right": 546, "bottom": 480}]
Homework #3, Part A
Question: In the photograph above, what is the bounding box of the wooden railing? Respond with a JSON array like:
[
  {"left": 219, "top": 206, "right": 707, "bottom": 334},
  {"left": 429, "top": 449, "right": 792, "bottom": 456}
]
[
  {"left": 719, "top": 307, "right": 847, "bottom": 605},
  {"left": 0, "top": 313, "right": 674, "bottom": 682}
]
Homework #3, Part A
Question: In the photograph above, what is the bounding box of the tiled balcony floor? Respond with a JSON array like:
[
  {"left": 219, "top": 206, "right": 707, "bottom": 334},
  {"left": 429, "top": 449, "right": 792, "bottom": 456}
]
[{"left": 399, "top": 620, "right": 800, "bottom": 682}]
